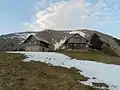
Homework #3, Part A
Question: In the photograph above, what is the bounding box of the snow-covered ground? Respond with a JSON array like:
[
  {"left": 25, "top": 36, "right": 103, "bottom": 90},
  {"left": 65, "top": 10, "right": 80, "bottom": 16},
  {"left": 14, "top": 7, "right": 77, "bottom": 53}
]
[{"left": 9, "top": 52, "right": 120, "bottom": 90}]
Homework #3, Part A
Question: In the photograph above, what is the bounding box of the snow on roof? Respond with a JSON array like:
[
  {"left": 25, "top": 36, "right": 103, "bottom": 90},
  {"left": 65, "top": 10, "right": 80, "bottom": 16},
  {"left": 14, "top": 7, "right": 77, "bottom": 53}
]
[{"left": 69, "top": 30, "right": 89, "bottom": 37}]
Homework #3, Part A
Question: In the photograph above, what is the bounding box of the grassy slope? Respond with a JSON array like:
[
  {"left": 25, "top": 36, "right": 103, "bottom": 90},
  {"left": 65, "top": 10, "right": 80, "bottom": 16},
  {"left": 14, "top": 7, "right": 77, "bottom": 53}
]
[
  {"left": 57, "top": 50, "right": 120, "bottom": 65},
  {"left": 0, "top": 52, "right": 100, "bottom": 90}
]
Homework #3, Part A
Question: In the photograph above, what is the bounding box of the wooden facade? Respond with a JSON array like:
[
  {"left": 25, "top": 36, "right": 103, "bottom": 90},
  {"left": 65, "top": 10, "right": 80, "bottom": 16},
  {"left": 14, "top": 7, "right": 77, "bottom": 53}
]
[
  {"left": 64, "top": 34, "right": 88, "bottom": 50},
  {"left": 23, "top": 35, "right": 50, "bottom": 52}
]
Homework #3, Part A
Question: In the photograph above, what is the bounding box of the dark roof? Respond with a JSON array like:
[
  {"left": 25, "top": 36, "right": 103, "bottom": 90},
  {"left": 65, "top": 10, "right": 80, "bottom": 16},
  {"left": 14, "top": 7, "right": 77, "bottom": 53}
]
[
  {"left": 23, "top": 35, "right": 50, "bottom": 44},
  {"left": 64, "top": 33, "right": 88, "bottom": 44}
]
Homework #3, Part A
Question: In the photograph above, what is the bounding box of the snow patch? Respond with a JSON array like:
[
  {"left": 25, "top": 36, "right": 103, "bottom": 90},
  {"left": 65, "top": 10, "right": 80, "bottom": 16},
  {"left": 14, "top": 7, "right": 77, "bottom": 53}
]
[
  {"left": 8, "top": 52, "right": 120, "bottom": 90},
  {"left": 15, "top": 32, "right": 37, "bottom": 43},
  {"left": 69, "top": 30, "right": 89, "bottom": 37},
  {"left": 54, "top": 36, "right": 67, "bottom": 50},
  {"left": 2, "top": 32, "right": 37, "bottom": 43},
  {"left": 15, "top": 32, "right": 36, "bottom": 40}
]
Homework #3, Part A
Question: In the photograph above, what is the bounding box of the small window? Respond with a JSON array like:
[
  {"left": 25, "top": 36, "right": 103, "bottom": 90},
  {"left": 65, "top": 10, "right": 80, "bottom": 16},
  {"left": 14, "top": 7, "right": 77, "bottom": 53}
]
[
  {"left": 29, "top": 42, "right": 31, "bottom": 44},
  {"left": 74, "top": 44, "right": 76, "bottom": 46},
  {"left": 34, "top": 41, "right": 37, "bottom": 44},
  {"left": 74, "top": 37, "right": 79, "bottom": 39},
  {"left": 74, "top": 36, "right": 80, "bottom": 40}
]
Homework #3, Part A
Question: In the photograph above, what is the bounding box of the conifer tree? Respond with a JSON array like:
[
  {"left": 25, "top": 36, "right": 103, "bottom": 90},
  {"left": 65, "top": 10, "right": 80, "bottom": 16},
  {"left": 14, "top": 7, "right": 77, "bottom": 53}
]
[{"left": 89, "top": 33, "right": 103, "bottom": 51}]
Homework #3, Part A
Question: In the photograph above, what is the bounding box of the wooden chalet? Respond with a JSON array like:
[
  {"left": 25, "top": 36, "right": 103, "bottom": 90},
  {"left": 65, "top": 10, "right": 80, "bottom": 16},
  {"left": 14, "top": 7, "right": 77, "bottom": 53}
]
[
  {"left": 23, "top": 35, "right": 50, "bottom": 52},
  {"left": 63, "top": 33, "right": 88, "bottom": 50}
]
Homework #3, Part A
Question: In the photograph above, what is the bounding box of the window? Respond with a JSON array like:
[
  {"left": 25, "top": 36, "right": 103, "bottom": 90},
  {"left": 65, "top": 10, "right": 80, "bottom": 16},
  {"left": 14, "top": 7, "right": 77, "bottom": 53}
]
[
  {"left": 74, "top": 44, "right": 76, "bottom": 46},
  {"left": 34, "top": 41, "right": 37, "bottom": 44},
  {"left": 29, "top": 42, "right": 31, "bottom": 44},
  {"left": 74, "top": 37, "right": 79, "bottom": 40}
]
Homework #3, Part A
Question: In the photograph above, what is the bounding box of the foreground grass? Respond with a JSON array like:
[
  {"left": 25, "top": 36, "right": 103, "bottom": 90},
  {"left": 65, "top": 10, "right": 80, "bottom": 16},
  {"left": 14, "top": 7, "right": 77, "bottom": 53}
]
[
  {"left": 57, "top": 50, "right": 120, "bottom": 65},
  {"left": 0, "top": 52, "right": 101, "bottom": 90}
]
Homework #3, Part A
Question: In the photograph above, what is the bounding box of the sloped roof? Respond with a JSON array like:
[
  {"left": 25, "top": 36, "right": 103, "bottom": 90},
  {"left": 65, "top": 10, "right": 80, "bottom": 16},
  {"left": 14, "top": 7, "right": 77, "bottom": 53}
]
[
  {"left": 64, "top": 33, "right": 89, "bottom": 44},
  {"left": 23, "top": 35, "right": 50, "bottom": 44}
]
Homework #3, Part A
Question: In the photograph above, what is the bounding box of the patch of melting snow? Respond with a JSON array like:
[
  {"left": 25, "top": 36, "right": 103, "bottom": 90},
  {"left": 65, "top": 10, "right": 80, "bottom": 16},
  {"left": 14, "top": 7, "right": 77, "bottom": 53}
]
[
  {"left": 54, "top": 36, "right": 67, "bottom": 50},
  {"left": 69, "top": 30, "right": 89, "bottom": 37},
  {"left": 8, "top": 52, "right": 120, "bottom": 90},
  {"left": 15, "top": 32, "right": 36, "bottom": 39}
]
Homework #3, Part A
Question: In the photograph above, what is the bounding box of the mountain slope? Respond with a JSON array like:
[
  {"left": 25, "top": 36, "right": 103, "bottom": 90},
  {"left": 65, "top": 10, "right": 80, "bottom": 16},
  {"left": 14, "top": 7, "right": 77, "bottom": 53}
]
[
  {"left": 0, "top": 32, "right": 37, "bottom": 51},
  {"left": 36, "top": 29, "right": 120, "bottom": 56},
  {"left": 0, "top": 29, "right": 120, "bottom": 56},
  {"left": 0, "top": 32, "right": 37, "bottom": 43}
]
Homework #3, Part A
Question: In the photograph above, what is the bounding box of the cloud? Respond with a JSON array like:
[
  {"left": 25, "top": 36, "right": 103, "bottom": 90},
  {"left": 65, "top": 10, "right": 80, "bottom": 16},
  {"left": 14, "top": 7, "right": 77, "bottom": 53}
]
[{"left": 25, "top": 0, "right": 119, "bottom": 31}]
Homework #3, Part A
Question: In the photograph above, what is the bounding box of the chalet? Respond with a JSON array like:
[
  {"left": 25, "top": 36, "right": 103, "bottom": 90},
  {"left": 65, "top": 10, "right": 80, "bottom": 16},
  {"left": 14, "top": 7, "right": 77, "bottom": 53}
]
[
  {"left": 23, "top": 35, "right": 50, "bottom": 52},
  {"left": 63, "top": 33, "right": 88, "bottom": 50}
]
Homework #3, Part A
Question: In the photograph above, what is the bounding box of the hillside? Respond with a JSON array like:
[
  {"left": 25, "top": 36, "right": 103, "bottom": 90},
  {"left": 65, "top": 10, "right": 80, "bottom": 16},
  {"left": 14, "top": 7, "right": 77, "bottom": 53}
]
[
  {"left": 0, "top": 32, "right": 37, "bottom": 51},
  {"left": 0, "top": 32, "right": 37, "bottom": 43},
  {"left": 0, "top": 29, "right": 120, "bottom": 56},
  {"left": 7, "top": 51, "right": 120, "bottom": 90},
  {"left": 0, "top": 52, "right": 100, "bottom": 90}
]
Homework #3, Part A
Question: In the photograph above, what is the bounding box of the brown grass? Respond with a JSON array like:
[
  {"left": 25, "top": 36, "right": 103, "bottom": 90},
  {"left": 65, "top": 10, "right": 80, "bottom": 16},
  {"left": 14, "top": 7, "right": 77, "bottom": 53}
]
[
  {"left": 0, "top": 52, "right": 102, "bottom": 90},
  {"left": 57, "top": 50, "right": 120, "bottom": 65}
]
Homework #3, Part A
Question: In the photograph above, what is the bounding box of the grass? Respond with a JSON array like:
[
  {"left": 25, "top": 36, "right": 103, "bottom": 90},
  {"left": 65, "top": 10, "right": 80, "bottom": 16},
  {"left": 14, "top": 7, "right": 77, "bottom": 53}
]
[
  {"left": 0, "top": 52, "right": 103, "bottom": 90},
  {"left": 56, "top": 50, "right": 120, "bottom": 65}
]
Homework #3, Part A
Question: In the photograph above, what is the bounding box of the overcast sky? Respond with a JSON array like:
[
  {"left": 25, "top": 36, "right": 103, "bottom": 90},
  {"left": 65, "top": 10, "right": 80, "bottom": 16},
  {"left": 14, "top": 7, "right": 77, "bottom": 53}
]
[{"left": 0, "top": 0, "right": 120, "bottom": 38}]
